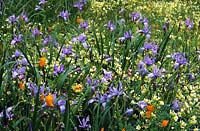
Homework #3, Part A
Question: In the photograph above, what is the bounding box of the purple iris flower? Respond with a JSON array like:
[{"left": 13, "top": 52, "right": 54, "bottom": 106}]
[
  {"left": 71, "top": 37, "right": 78, "bottom": 43},
  {"left": 54, "top": 40, "right": 59, "bottom": 48},
  {"left": 87, "top": 77, "right": 93, "bottom": 85},
  {"left": 138, "top": 61, "right": 148, "bottom": 76},
  {"left": 78, "top": 116, "right": 91, "bottom": 129},
  {"left": 100, "top": 94, "right": 109, "bottom": 108},
  {"left": 87, "top": 77, "right": 99, "bottom": 93},
  {"left": 172, "top": 100, "right": 180, "bottom": 112},
  {"left": 35, "top": 5, "right": 42, "bottom": 11},
  {"left": 143, "top": 56, "right": 155, "bottom": 66},
  {"left": 106, "top": 20, "right": 116, "bottom": 32},
  {"left": 8, "top": 15, "right": 18, "bottom": 24},
  {"left": 171, "top": 52, "right": 188, "bottom": 69},
  {"left": 188, "top": 74, "right": 195, "bottom": 80},
  {"left": 138, "top": 22, "right": 151, "bottom": 39},
  {"left": 124, "top": 30, "right": 132, "bottom": 39},
  {"left": 74, "top": 67, "right": 82, "bottom": 73},
  {"left": 136, "top": 17, "right": 151, "bottom": 40},
  {"left": 12, "top": 66, "right": 26, "bottom": 81},
  {"left": 79, "top": 21, "right": 89, "bottom": 29},
  {"left": 88, "top": 93, "right": 108, "bottom": 109},
  {"left": 125, "top": 108, "right": 133, "bottom": 116},
  {"left": 78, "top": 33, "right": 87, "bottom": 43},
  {"left": 39, "top": 0, "right": 47, "bottom": 5},
  {"left": 129, "top": 11, "right": 142, "bottom": 22},
  {"left": 103, "top": 54, "right": 113, "bottom": 62},
  {"left": 43, "top": 35, "right": 52, "bottom": 45},
  {"left": 0, "top": 106, "right": 14, "bottom": 119},
  {"left": 12, "top": 70, "right": 18, "bottom": 79},
  {"left": 73, "top": 2, "right": 84, "bottom": 10},
  {"left": 120, "top": 30, "right": 132, "bottom": 42},
  {"left": 142, "top": 18, "right": 149, "bottom": 24},
  {"left": 21, "top": 57, "right": 28, "bottom": 66},
  {"left": 28, "top": 82, "right": 38, "bottom": 96},
  {"left": 61, "top": 45, "right": 73, "bottom": 58},
  {"left": 73, "top": 0, "right": 86, "bottom": 10},
  {"left": 141, "top": 42, "right": 153, "bottom": 50},
  {"left": 71, "top": 34, "right": 88, "bottom": 48},
  {"left": 20, "top": 13, "right": 28, "bottom": 22},
  {"left": 162, "top": 22, "right": 169, "bottom": 32},
  {"left": 101, "top": 69, "right": 112, "bottom": 83},
  {"left": 90, "top": 82, "right": 124, "bottom": 108},
  {"left": 87, "top": 77, "right": 99, "bottom": 86},
  {"left": 108, "top": 82, "right": 124, "bottom": 97},
  {"left": 138, "top": 101, "right": 147, "bottom": 109},
  {"left": 41, "top": 48, "right": 48, "bottom": 53},
  {"left": 18, "top": 67, "right": 26, "bottom": 74},
  {"left": 198, "top": 55, "right": 200, "bottom": 61},
  {"left": 141, "top": 42, "right": 159, "bottom": 56},
  {"left": 12, "top": 50, "right": 22, "bottom": 58},
  {"left": 184, "top": 18, "right": 193, "bottom": 30},
  {"left": 32, "top": 28, "right": 42, "bottom": 37},
  {"left": 80, "top": 0, "right": 86, "bottom": 4},
  {"left": 53, "top": 64, "right": 64, "bottom": 76},
  {"left": 58, "top": 11, "right": 70, "bottom": 21},
  {"left": 11, "top": 34, "right": 23, "bottom": 45},
  {"left": 148, "top": 65, "right": 163, "bottom": 78},
  {"left": 77, "top": 34, "right": 89, "bottom": 48},
  {"left": 58, "top": 100, "right": 66, "bottom": 113}
]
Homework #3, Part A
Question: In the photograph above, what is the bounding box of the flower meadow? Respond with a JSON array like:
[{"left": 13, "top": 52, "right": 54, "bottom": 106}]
[{"left": 0, "top": 0, "right": 200, "bottom": 130}]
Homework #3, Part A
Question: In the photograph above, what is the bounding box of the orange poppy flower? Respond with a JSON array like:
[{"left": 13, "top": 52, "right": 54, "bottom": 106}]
[
  {"left": 77, "top": 18, "right": 83, "bottom": 24},
  {"left": 146, "top": 111, "right": 151, "bottom": 119},
  {"left": 39, "top": 57, "right": 46, "bottom": 68},
  {"left": 18, "top": 81, "right": 24, "bottom": 90},
  {"left": 146, "top": 105, "right": 154, "bottom": 112},
  {"left": 100, "top": 128, "right": 104, "bottom": 131},
  {"left": 45, "top": 94, "right": 54, "bottom": 107},
  {"left": 122, "top": 129, "right": 126, "bottom": 131},
  {"left": 161, "top": 120, "right": 169, "bottom": 127}
]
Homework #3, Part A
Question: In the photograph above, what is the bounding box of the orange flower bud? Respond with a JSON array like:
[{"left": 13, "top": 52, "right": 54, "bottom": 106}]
[
  {"left": 18, "top": 81, "right": 24, "bottom": 90},
  {"left": 146, "top": 111, "right": 151, "bottom": 119},
  {"left": 77, "top": 18, "right": 83, "bottom": 24},
  {"left": 45, "top": 94, "right": 54, "bottom": 107},
  {"left": 39, "top": 57, "right": 46, "bottom": 68},
  {"left": 122, "top": 129, "right": 126, "bottom": 131},
  {"left": 40, "top": 93, "right": 45, "bottom": 101},
  {"left": 100, "top": 128, "right": 104, "bottom": 131},
  {"left": 146, "top": 105, "right": 154, "bottom": 112},
  {"left": 161, "top": 120, "right": 169, "bottom": 127}
]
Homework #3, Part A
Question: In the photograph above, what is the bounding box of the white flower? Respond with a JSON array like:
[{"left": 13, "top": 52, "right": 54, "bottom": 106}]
[
  {"left": 180, "top": 120, "right": 187, "bottom": 129},
  {"left": 136, "top": 125, "right": 141, "bottom": 130},
  {"left": 189, "top": 116, "right": 197, "bottom": 124}
]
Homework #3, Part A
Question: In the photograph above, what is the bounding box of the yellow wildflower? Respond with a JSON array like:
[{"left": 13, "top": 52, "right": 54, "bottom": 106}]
[{"left": 72, "top": 84, "right": 83, "bottom": 92}]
